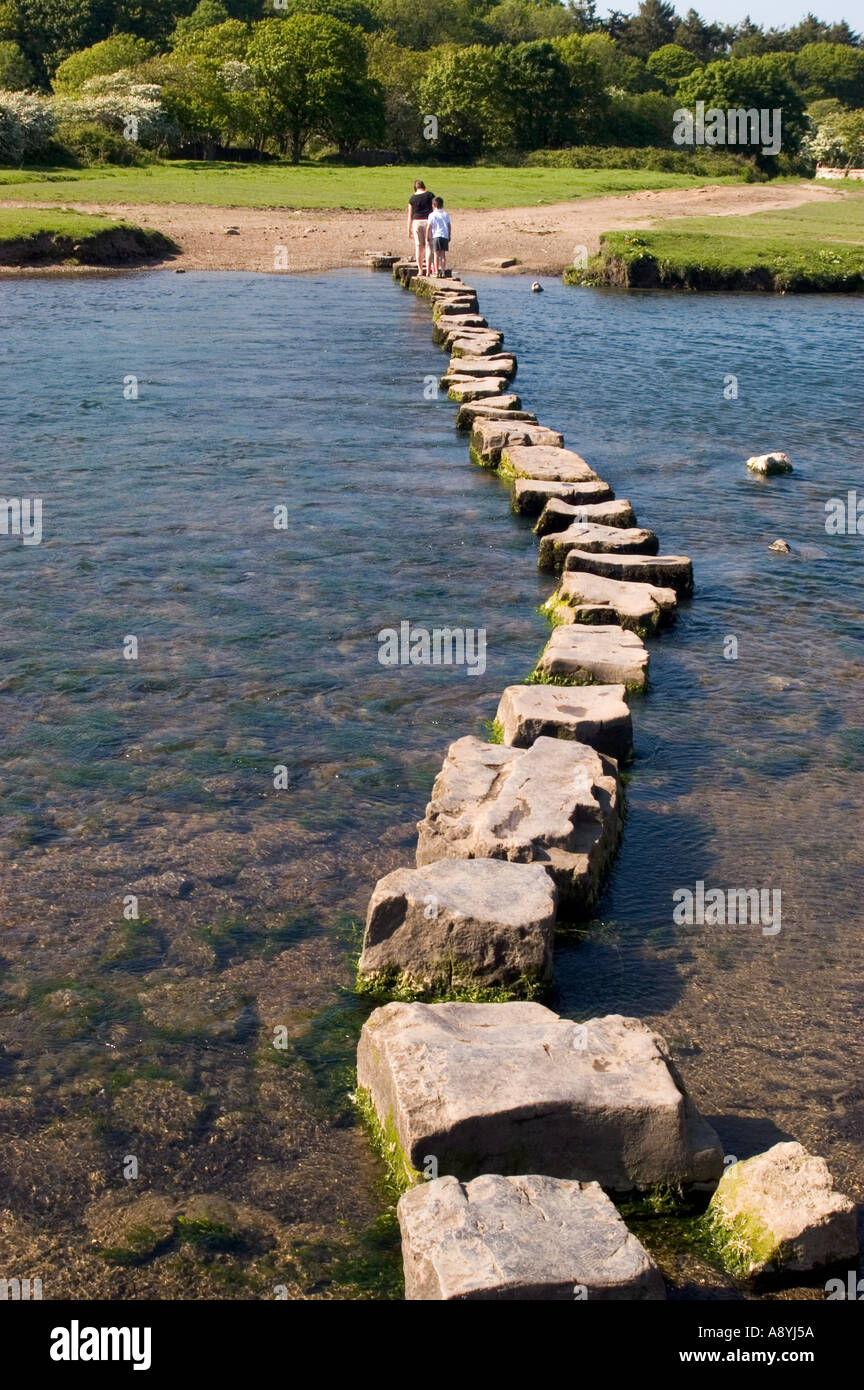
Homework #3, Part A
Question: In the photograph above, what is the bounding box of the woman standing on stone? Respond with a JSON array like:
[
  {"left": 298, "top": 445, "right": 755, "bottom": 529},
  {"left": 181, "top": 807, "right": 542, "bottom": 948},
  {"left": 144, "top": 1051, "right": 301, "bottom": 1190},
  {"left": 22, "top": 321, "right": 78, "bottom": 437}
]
[{"left": 407, "top": 179, "right": 435, "bottom": 275}]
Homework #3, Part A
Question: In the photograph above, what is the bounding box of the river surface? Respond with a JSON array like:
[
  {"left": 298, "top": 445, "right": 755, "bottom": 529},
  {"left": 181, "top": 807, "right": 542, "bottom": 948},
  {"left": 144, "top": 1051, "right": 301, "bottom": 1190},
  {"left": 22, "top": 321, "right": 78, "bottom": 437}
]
[{"left": 0, "top": 269, "right": 862, "bottom": 1298}]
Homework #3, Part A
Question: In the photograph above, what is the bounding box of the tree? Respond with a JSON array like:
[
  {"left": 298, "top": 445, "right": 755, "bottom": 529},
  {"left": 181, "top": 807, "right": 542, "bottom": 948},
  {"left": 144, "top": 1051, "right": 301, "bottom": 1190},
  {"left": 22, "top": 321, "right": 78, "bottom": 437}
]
[
  {"left": 247, "top": 14, "right": 381, "bottom": 160},
  {"left": 170, "top": 0, "right": 229, "bottom": 46},
  {"left": 672, "top": 8, "right": 726, "bottom": 62},
  {"left": 554, "top": 32, "right": 608, "bottom": 138},
  {"left": 369, "top": 0, "right": 484, "bottom": 50},
  {"left": 676, "top": 53, "right": 808, "bottom": 157},
  {"left": 365, "top": 33, "right": 431, "bottom": 153},
  {"left": 419, "top": 44, "right": 508, "bottom": 158},
  {"left": 265, "top": 0, "right": 378, "bottom": 31},
  {"left": 617, "top": 0, "right": 678, "bottom": 60},
  {"left": 500, "top": 39, "right": 579, "bottom": 147},
  {"left": 3, "top": 0, "right": 107, "bottom": 84},
  {"left": 53, "top": 32, "right": 156, "bottom": 92},
  {"left": 646, "top": 41, "right": 701, "bottom": 91},
  {"left": 0, "top": 36, "right": 33, "bottom": 86},
  {"left": 484, "top": 0, "right": 576, "bottom": 46},
  {"left": 794, "top": 43, "right": 864, "bottom": 106},
  {"left": 580, "top": 31, "right": 651, "bottom": 92}
]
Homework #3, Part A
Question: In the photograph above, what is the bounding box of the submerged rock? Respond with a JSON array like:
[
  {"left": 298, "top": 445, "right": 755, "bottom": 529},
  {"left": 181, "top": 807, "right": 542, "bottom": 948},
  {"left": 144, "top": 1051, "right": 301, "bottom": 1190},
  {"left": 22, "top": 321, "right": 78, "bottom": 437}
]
[
  {"left": 358, "top": 858, "right": 557, "bottom": 995},
  {"left": 746, "top": 452, "right": 793, "bottom": 476},
  {"left": 564, "top": 548, "right": 694, "bottom": 597},
  {"left": 538, "top": 523, "right": 659, "bottom": 572},
  {"left": 535, "top": 497, "right": 636, "bottom": 535},
  {"left": 399, "top": 1173, "right": 666, "bottom": 1300},
  {"left": 356, "top": 1003, "right": 724, "bottom": 1189},
  {"left": 510, "top": 477, "right": 614, "bottom": 516},
  {"left": 496, "top": 683, "right": 632, "bottom": 760},
  {"left": 534, "top": 624, "right": 649, "bottom": 690},
  {"left": 416, "top": 734, "right": 620, "bottom": 908},
  {"left": 548, "top": 570, "right": 677, "bottom": 636},
  {"left": 470, "top": 421, "right": 564, "bottom": 466},
  {"left": 769, "top": 537, "right": 791, "bottom": 554},
  {"left": 707, "top": 1142, "right": 857, "bottom": 1277},
  {"left": 139, "top": 978, "right": 251, "bottom": 1040}
]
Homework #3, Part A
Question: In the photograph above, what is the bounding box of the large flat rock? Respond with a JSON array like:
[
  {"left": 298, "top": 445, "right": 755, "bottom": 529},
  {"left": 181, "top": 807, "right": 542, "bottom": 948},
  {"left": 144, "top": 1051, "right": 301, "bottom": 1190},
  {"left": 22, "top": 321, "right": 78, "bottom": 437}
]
[
  {"left": 707, "top": 1142, "right": 857, "bottom": 1278},
  {"left": 445, "top": 354, "right": 516, "bottom": 379},
  {"left": 538, "top": 523, "right": 659, "bottom": 572},
  {"left": 456, "top": 400, "right": 533, "bottom": 429},
  {"left": 356, "top": 1002, "right": 724, "bottom": 1189},
  {"left": 511, "top": 477, "right": 614, "bottom": 516},
  {"left": 399, "top": 1173, "right": 666, "bottom": 1300},
  {"left": 535, "top": 497, "right": 636, "bottom": 535},
  {"left": 534, "top": 625, "right": 649, "bottom": 690},
  {"left": 564, "top": 548, "right": 694, "bottom": 597},
  {"left": 416, "top": 734, "right": 619, "bottom": 908},
  {"left": 496, "top": 683, "right": 632, "bottom": 760},
  {"left": 547, "top": 570, "right": 677, "bottom": 636},
  {"left": 450, "top": 335, "right": 504, "bottom": 357},
  {"left": 358, "top": 858, "right": 557, "bottom": 995},
  {"left": 447, "top": 377, "right": 508, "bottom": 402},
  {"left": 432, "top": 314, "right": 487, "bottom": 342},
  {"left": 432, "top": 298, "right": 480, "bottom": 319},
  {"left": 470, "top": 420, "right": 564, "bottom": 467},
  {"left": 499, "top": 444, "right": 597, "bottom": 484}
]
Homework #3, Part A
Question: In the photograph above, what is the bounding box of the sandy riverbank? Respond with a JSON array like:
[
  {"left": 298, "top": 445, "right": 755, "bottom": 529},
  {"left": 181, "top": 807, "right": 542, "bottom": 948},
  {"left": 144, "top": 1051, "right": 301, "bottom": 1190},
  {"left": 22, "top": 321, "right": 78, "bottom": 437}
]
[{"left": 0, "top": 180, "right": 841, "bottom": 274}]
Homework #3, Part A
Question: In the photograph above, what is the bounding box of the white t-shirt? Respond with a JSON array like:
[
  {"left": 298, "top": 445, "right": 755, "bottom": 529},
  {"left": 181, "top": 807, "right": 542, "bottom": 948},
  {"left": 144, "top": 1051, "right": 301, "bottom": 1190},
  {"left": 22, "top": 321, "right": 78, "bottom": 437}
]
[{"left": 428, "top": 209, "right": 451, "bottom": 240}]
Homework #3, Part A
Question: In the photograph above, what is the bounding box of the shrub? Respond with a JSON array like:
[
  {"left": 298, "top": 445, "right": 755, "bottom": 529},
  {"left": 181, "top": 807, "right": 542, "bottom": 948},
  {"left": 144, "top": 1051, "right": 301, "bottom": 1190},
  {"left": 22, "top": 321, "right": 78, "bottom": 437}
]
[
  {"left": 0, "top": 40, "right": 35, "bottom": 91},
  {"left": 0, "top": 89, "right": 56, "bottom": 163},
  {"left": 53, "top": 120, "right": 153, "bottom": 166}
]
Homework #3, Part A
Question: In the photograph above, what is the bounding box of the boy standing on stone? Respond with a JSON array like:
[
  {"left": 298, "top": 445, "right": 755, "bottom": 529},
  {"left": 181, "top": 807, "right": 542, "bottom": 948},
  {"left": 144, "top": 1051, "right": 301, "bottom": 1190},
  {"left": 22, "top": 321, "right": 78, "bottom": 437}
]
[{"left": 428, "top": 197, "right": 451, "bottom": 277}]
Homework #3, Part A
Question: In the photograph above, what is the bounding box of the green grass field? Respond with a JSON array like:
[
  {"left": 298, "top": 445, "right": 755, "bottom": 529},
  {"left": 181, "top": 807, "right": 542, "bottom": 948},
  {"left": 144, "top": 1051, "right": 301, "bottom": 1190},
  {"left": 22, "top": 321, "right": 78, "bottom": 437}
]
[
  {"left": 0, "top": 160, "right": 748, "bottom": 210},
  {"left": 566, "top": 189, "right": 864, "bottom": 292}
]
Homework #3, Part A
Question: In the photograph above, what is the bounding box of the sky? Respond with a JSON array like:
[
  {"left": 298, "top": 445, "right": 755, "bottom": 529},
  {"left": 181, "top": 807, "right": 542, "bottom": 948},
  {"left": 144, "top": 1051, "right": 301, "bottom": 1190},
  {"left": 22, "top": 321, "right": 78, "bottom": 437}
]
[{"left": 594, "top": 1, "right": 861, "bottom": 27}]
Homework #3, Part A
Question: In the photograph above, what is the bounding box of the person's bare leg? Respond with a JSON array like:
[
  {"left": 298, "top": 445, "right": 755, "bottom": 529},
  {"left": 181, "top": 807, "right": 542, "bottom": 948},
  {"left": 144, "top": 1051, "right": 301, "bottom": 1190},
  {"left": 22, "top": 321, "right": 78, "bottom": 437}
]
[
  {"left": 412, "top": 224, "right": 422, "bottom": 269},
  {"left": 438, "top": 245, "right": 447, "bottom": 276}
]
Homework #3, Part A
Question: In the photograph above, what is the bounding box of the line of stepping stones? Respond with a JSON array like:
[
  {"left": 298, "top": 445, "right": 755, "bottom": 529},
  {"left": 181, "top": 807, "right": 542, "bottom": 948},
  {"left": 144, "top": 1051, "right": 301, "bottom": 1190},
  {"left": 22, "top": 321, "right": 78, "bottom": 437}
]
[{"left": 351, "top": 261, "right": 857, "bottom": 1300}]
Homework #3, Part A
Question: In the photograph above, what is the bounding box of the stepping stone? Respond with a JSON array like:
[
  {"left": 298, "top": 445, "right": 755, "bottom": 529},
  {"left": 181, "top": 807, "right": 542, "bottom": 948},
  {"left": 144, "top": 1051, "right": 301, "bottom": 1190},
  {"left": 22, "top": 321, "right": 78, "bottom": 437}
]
[
  {"left": 356, "top": 1002, "right": 724, "bottom": 1189},
  {"left": 498, "top": 444, "right": 594, "bottom": 483},
  {"left": 447, "top": 377, "right": 509, "bottom": 402},
  {"left": 393, "top": 260, "right": 418, "bottom": 285},
  {"left": 445, "top": 354, "right": 516, "bottom": 379},
  {"left": 496, "top": 683, "right": 632, "bottom": 760},
  {"left": 456, "top": 401, "right": 533, "bottom": 429},
  {"left": 470, "top": 421, "right": 564, "bottom": 467},
  {"left": 431, "top": 315, "right": 487, "bottom": 342},
  {"left": 707, "top": 1142, "right": 857, "bottom": 1278},
  {"left": 511, "top": 477, "right": 614, "bottom": 516},
  {"left": 535, "top": 497, "right": 636, "bottom": 535},
  {"left": 534, "top": 625, "right": 649, "bottom": 690},
  {"left": 367, "top": 253, "right": 400, "bottom": 269},
  {"left": 547, "top": 570, "right": 677, "bottom": 637},
  {"left": 450, "top": 335, "right": 504, "bottom": 357},
  {"left": 433, "top": 298, "right": 480, "bottom": 319},
  {"left": 398, "top": 1174, "right": 666, "bottom": 1301},
  {"left": 564, "top": 549, "right": 694, "bottom": 598},
  {"left": 358, "top": 858, "right": 557, "bottom": 995},
  {"left": 538, "top": 523, "right": 659, "bottom": 572},
  {"left": 416, "top": 734, "right": 619, "bottom": 908}
]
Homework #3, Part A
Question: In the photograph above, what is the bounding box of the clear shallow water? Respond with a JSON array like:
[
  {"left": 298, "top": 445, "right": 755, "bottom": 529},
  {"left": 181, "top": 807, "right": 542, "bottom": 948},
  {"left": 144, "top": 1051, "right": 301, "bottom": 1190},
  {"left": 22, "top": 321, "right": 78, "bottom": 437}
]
[{"left": 0, "top": 269, "right": 862, "bottom": 1298}]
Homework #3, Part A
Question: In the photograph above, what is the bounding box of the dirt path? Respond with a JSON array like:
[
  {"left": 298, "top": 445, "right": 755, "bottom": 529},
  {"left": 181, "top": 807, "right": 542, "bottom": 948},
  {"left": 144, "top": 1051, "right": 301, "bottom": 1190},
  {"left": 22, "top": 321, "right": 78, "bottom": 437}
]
[{"left": 0, "top": 180, "right": 842, "bottom": 274}]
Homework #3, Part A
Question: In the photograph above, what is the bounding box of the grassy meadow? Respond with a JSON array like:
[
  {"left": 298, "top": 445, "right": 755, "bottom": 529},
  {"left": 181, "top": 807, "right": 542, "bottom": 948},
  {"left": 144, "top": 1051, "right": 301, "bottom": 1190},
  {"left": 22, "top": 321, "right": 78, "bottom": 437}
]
[{"left": 0, "top": 160, "right": 750, "bottom": 211}]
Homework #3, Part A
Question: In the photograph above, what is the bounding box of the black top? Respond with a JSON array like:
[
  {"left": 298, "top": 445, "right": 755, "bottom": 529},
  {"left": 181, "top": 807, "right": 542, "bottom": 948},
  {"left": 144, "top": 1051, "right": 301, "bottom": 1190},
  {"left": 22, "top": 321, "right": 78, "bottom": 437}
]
[{"left": 409, "top": 190, "right": 435, "bottom": 220}]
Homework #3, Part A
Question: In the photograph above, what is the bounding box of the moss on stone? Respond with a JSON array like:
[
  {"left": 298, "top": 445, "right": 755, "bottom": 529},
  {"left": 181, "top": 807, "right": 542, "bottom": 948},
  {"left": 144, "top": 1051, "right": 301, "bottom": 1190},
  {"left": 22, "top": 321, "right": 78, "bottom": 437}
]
[{"left": 352, "top": 1084, "right": 423, "bottom": 1194}]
